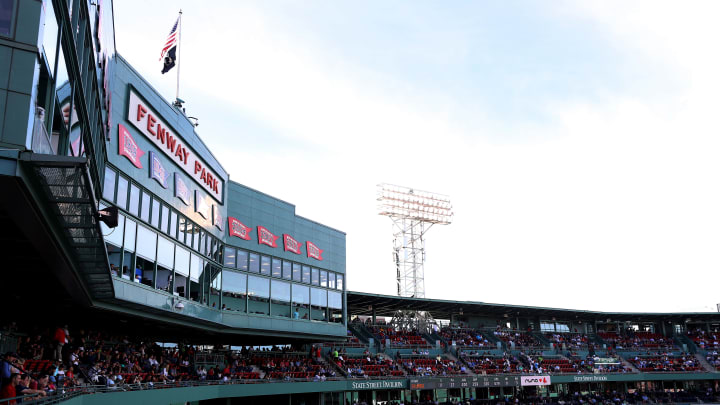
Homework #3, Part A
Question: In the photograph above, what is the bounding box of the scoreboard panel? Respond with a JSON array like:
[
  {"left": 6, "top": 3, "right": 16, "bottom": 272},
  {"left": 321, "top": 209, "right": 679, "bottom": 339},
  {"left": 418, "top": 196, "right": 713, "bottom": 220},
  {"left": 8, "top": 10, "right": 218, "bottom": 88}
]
[{"left": 409, "top": 375, "right": 520, "bottom": 390}]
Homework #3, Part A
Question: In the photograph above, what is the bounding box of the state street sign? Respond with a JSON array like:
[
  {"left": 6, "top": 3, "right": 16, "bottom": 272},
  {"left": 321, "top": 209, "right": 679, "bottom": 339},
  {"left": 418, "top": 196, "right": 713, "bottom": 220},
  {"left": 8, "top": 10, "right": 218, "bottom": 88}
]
[{"left": 127, "top": 89, "right": 223, "bottom": 203}]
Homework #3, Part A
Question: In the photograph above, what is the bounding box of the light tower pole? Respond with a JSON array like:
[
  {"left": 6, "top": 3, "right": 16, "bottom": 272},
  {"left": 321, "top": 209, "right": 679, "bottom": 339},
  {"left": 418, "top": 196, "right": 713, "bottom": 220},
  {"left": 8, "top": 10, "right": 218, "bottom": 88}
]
[{"left": 377, "top": 183, "right": 453, "bottom": 332}]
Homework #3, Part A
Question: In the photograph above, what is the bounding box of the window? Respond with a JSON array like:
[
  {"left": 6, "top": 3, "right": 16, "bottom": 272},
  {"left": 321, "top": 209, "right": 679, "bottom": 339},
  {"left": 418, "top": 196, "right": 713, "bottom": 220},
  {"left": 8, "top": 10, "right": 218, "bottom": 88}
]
[
  {"left": 140, "top": 191, "right": 150, "bottom": 222},
  {"left": 135, "top": 256, "right": 155, "bottom": 287},
  {"left": 161, "top": 205, "right": 170, "bottom": 234},
  {"left": 260, "top": 256, "right": 271, "bottom": 275},
  {"left": 328, "top": 291, "right": 343, "bottom": 323},
  {"left": 328, "top": 272, "right": 336, "bottom": 289},
  {"left": 320, "top": 270, "right": 328, "bottom": 287},
  {"left": 271, "top": 280, "right": 291, "bottom": 318},
  {"left": 282, "top": 261, "right": 292, "bottom": 280},
  {"left": 102, "top": 213, "right": 124, "bottom": 247},
  {"left": 174, "top": 246, "right": 190, "bottom": 277},
  {"left": 102, "top": 167, "right": 116, "bottom": 201},
  {"left": 189, "top": 254, "right": 202, "bottom": 283},
  {"left": 157, "top": 236, "right": 174, "bottom": 269},
  {"left": 272, "top": 258, "right": 282, "bottom": 278},
  {"left": 222, "top": 270, "right": 247, "bottom": 312},
  {"left": 41, "top": 0, "right": 58, "bottom": 73},
  {"left": 336, "top": 274, "right": 343, "bottom": 290},
  {"left": 247, "top": 275, "right": 269, "bottom": 315},
  {"left": 169, "top": 210, "right": 177, "bottom": 239},
  {"left": 128, "top": 184, "right": 140, "bottom": 215},
  {"left": 249, "top": 253, "right": 259, "bottom": 273},
  {"left": 116, "top": 176, "right": 128, "bottom": 209},
  {"left": 192, "top": 226, "right": 200, "bottom": 251},
  {"left": 302, "top": 266, "right": 311, "bottom": 284},
  {"left": 223, "top": 246, "right": 236, "bottom": 268},
  {"left": 124, "top": 218, "right": 136, "bottom": 252},
  {"left": 0, "top": 0, "right": 15, "bottom": 37},
  {"left": 150, "top": 198, "right": 160, "bottom": 229},
  {"left": 178, "top": 216, "right": 187, "bottom": 245},
  {"left": 292, "top": 263, "right": 301, "bottom": 281},
  {"left": 292, "top": 284, "right": 310, "bottom": 320},
  {"left": 106, "top": 243, "right": 122, "bottom": 277},
  {"left": 136, "top": 225, "right": 157, "bottom": 261},
  {"left": 311, "top": 268, "right": 319, "bottom": 285},
  {"left": 198, "top": 230, "right": 205, "bottom": 255},
  {"left": 237, "top": 250, "right": 248, "bottom": 271},
  {"left": 310, "top": 288, "right": 327, "bottom": 321}
]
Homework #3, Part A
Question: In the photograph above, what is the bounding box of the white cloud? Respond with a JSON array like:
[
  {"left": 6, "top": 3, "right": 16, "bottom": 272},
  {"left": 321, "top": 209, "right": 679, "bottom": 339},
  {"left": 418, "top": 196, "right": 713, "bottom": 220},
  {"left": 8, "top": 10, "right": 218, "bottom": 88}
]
[{"left": 115, "top": 1, "right": 720, "bottom": 313}]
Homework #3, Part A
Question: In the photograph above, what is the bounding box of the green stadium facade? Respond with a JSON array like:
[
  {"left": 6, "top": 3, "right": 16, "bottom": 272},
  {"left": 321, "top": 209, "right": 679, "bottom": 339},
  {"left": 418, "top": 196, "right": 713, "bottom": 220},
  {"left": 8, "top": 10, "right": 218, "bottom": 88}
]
[{"left": 1, "top": 1, "right": 720, "bottom": 404}]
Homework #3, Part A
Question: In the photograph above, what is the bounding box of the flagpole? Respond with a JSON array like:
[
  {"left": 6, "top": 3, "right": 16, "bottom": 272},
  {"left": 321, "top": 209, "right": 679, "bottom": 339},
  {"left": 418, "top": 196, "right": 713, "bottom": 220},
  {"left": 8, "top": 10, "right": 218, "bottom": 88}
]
[{"left": 176, "top": 9, "right": 182, "bottom": 104}]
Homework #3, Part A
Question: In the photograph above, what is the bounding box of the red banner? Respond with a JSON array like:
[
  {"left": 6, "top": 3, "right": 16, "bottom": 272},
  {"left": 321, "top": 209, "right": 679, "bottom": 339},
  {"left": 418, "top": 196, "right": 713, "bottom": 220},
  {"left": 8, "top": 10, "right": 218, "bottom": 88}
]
[
  {"left": 228, "top": 217, "right": 252, "bottom": 240},
  {"left": 257, "top": 225, "right": 279, "bottom": 248},
  {"left": 306, "top": 241, "right": 324, "bottom": 261},
  {"left": 283, "top": 234, "right": 303, "bottom": 255},
  {"left": 118, "top": 123, "right": 145, "bottom": 168}
]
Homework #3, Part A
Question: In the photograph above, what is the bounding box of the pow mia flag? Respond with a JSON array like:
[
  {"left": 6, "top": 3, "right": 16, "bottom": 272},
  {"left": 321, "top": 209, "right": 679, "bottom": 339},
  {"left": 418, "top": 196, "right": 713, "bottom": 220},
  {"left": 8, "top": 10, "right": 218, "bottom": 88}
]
[{"left": 159, "top": 16, "right": 179, "bottom": 74}]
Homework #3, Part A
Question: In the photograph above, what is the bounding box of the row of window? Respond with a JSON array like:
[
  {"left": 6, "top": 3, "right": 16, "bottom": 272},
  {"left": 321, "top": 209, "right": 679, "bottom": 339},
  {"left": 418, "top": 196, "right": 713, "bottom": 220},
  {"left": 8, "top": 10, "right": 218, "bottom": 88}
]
[
  {"left": 101, "top": 205, "right": 344, "bottom": 322},
  {"left": 223, "top": 247, "right": 343, "bottom": 290},
  {"left": 103, "top": 166, "right": 221, "bottom": 262}
]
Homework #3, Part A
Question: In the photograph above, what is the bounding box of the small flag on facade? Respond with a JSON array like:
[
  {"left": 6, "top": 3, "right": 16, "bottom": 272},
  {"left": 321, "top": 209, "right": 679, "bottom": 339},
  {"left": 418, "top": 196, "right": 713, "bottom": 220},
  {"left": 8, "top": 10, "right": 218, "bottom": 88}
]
[{"left": 160, "top": 16, "right": 179, "bottom": 74}]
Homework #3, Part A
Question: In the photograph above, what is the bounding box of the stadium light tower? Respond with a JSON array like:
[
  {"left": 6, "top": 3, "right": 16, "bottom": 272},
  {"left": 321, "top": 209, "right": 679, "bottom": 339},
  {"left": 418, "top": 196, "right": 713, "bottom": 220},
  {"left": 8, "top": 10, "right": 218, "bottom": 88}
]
[{"left": 377, "top": 183, "right": 453, "bottom": 332}]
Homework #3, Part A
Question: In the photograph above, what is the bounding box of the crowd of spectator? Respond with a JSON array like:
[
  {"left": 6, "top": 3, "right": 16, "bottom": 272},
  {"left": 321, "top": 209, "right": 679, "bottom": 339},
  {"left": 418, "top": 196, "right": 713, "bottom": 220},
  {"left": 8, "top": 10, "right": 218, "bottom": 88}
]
[
  {"left": 494, "top": 330, "right": 542, "bottom": 348},
  {"left": 458, "top": 351, "right": 524, "bottom": 374},
  {"left": 334, "top": 349, "right": 404, "bottom": 378},
  {"left": 366, "top": 326, "right": 430, "bottom": 348},
  {"left": 545, "top": 333, "right": 589, "bottom": 350},
  {"left": 597, "top": 331, "right": 676, "bottom": 350},
  {"left": 399, "top": 355, "right": 465, "bottom": 377},
  {"left": 628, "top": 353, "right": 701, "bottom": 372},
  {"left": 439, "top": 328, "right": 493, "bottom": 348},
  {"left": 688, "top": 328, "right": 720, "bottom": 350}
]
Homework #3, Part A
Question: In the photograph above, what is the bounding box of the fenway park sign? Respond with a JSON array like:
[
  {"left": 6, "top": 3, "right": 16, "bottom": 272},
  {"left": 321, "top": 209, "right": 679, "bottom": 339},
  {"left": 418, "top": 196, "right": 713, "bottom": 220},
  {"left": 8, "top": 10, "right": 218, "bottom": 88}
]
[{"left": 127, "top": 89, "right": 223, "bottom": 203}]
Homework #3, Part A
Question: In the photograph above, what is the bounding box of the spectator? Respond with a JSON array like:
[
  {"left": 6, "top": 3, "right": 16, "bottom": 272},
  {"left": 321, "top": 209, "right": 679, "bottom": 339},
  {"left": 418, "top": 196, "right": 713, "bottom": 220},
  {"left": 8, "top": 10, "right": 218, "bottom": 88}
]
[
  {"left": 1, "top": 353, "right": 20, "bottom": 386},
  {"left": 53, "top": 325, "right": 68, "bottom": 362},
  {"left": 0, "top": 373, "right": 20, "bottom": 404},
  {"left": 15, "top": 374, "right": 47, "bottom": 401}
]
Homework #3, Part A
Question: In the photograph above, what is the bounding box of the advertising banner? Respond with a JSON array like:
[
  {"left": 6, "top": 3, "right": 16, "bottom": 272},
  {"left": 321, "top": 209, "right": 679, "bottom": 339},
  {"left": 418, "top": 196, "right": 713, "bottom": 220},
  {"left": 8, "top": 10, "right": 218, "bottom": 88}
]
[{"left": 520, "top": 376, "right": 551, "bottom": 386}]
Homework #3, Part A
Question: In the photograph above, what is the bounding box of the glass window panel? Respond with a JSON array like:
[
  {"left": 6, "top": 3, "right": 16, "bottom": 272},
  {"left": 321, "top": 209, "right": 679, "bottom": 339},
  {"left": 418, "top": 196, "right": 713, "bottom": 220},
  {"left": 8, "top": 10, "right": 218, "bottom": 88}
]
[
  {"left": 328, "top": 291, "right": 342, "bottom": 309},
  {"left": 272, "top": 258, "right": 282, "bottom": 278},
  {"left": 135, "top": 256, "right": 154, "bottom": 286},
  {"left": 247, "top": 275, "right": 270, "bottom": 315},
  {"left": 178, "top": 216, "right": 187, "bottom": 245},
  {"left": 302, "top": 265, "right": 311, "bottom": 284},
  {"left": 271, "top": 280, "right": 291, "bottom": 318},
  {"left": 271, "top": 280, "right": 290, "bottom": 302},
  {"left": 311, "top": 288, "right": 327, "bottom": 321},
  {"left": 237, "top": 250, "right": 248, "bottom": 271},
  {"left": 190, "top": 254, "right": 202, "bottom": 282},
  {"left": 157, "top": 236, "right": 174, "bottom": 268},
  {"left": 292, "top": 263, "right": 301, "bottom": 281},
  {"left": 41, "top": 0, "right": 58, "bottom": 73},
  {"left": 223, "top": 246, "right": 236, "bottom": 268},
  {"left": 161, "top": 205, "right": 170, "bottom": 234},
  {"left": 336, "top": 274, "right": 343, "bottom": 290},
  {"left": 247, "top": 276, "right": 269, "bottom": 298},
  {"left": 311, "top": 268, "right": 319, "bottom": 285},
  {"left": 102, "top": 167, "right": 115, "bottom": 202},
  {"left": 136, "top": 225, "right": 157, "bottom": 261},
  {"left": 292, "top": 284, "right": 310, "bottom": 320},
  {"left": 320, "top": 270, "right": 328, "bottom": 287},
  {"left": 106, "top": 243, "right": 122, "bottom": 277},
  {"left": 282, "top": 261, "right": 292, "bottom": 280},
  {"left": 223, "top": 270, "right": 247, "bottom": 294},
  {"left": 174, "top": 274, "right": 187, "bottom": 297},
  {"left": 260, "top": 256, "right": 271, "bottom": 275},
  {"left": 121, "top": 250, "right": 133, "bottom": 280},
  {"left": 328, "top": 272, "right": 336, "bottom": 289},
  {"left": 169, "top": 210, "right": 178, "bottom": 239},
  {"left": 128, "top": 184, "right": 140, "bottom": 216},
  {"left": 192, "top": 226, "right": 200, "bottom": 251},
  {"left": 174, "top": 245, "right": 190, "bottom": 276},
  {"left": 123, "top": 218, "right": 136, "bottom": 253},
  {"left": 248, "top": 253, "right": 259, "bottom": 273},
  {"left": 198, "top": 230, "right": 205, "bottom": 255},
  {"left": 116, "top": 176, "right": 128, "bottom": 209},
  {"left": 150, "top": 198, "right": 160, "bottom": 229},
  {"left": 221, "top": 270, "right": 246, "bottom": 312},
  {"left": 102, "top": 213, "right": 124, "bottom": 247},
  {"left": 140, "top": 191, "right": 150, "bottom": 222}
]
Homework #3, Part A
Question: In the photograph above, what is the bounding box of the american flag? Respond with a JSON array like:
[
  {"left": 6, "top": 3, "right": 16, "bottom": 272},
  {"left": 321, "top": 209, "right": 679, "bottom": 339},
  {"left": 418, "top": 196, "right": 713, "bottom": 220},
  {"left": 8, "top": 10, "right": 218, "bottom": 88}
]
[{"left": 159, "top": 17, "right": 179, "bottom": 61}]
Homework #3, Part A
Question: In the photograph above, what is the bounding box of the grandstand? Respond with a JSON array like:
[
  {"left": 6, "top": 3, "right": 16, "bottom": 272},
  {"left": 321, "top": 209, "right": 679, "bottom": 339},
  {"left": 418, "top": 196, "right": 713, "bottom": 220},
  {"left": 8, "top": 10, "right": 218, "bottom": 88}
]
[{"left": 1, "top": 0, "right": 720, "bottom": 404}]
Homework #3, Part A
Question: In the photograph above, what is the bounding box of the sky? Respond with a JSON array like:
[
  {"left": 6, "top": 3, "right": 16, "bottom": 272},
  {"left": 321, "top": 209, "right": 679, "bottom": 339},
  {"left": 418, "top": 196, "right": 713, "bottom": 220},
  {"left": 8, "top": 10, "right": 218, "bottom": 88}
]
[{"left": 113, "top": 1, "right": 720, "bottom": 313}]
